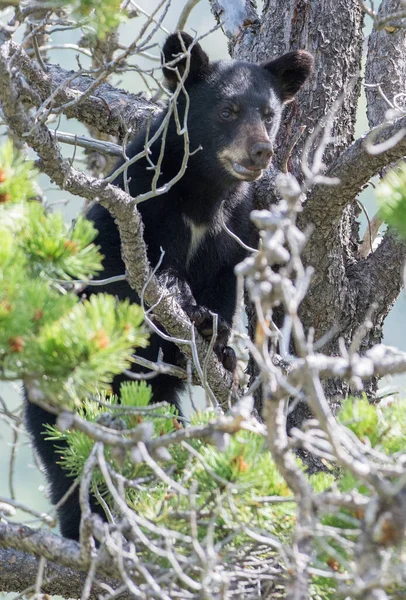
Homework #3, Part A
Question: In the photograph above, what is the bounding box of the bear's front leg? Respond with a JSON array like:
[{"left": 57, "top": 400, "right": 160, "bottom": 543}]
[
  {"left": 185, "top": 305, "right": 237, "bottom": 373},
  {"left": 157, "top": 271, "right": 237, "bottom": 373}
]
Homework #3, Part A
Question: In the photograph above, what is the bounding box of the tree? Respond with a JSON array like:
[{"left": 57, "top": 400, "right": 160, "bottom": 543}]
[
  {"left": 224, "top": 0, "right": 406, "bottom": 418},
  {"left": 1, "top": 1, "right": 406, "bottom": 599}
]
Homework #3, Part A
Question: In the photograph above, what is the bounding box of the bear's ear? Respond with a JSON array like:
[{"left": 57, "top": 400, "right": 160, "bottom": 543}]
[
  {"left": 262, "top": 51, "right": 314, "bottom": 103},
  {"left": 162, "top": 32, "right": 209, "bottom": 90}
]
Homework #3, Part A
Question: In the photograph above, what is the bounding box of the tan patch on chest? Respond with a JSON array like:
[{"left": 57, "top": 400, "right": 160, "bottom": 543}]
[{"left": 184, "top": 217, "right": 208, "bottom": 267}]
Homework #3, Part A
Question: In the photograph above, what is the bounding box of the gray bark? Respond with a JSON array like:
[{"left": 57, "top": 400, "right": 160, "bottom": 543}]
[
  {"left": 0, "top": 547, "right": 130, "bottom": 600},
  {"left": 0, "top": 524, "right": 138, "bottom": 599}
]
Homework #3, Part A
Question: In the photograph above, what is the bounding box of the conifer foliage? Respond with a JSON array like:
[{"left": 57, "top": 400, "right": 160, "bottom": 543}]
[{"left": 0, "top": 142, "right": 148, "bottom": 406}]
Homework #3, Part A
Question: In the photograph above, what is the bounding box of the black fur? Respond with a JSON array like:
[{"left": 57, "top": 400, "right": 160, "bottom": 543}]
[{"left": 25, "top": 32, "right": 313, "bottom": 540}]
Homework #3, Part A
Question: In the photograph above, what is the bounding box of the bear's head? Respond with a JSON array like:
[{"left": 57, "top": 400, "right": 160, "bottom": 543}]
[{"left": 162, "top": 32, "right": 313, "bottom": 183}]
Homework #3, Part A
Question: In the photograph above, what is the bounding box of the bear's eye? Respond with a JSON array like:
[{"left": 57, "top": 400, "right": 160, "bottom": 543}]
[
  {"left": 264, "top": 112, "right": 274, "bottom": 124},
  {"left": 220, "top": 108, "right": 234, "bottom": 120}
]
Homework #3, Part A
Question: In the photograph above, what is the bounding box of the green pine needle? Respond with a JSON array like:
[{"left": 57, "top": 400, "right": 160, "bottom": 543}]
[
  {"left": 377, "top": 163, "right": 406, "bottom": 238},
  {"left": 0, "top": 142, "right": 148, "bottom": 406},
  {"left": 34, "top": 294, "right": 148, "bottom": 403},
  {"left": 21, "top": 202, "right": 103, "bottom": 280},
  {"left": 0, "top": 140, "right": 38, "bottom": 204},
  {"left": 71, "top": 0, "right": 124, "bottom": 37}
]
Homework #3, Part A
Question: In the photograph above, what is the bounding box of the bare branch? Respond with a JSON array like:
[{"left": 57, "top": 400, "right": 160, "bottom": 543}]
[
  {"left": 287, "top": 343, "right": 406, "bottom": 386},
  {"left": 54, "top": 131, "right": 122, "bottom": 157},
  {"left": 301, "top": 116, "right": 406, "bottom": 232},
  {"left": 0, "top": 523, "right": 115, "bottom": 579},
  {"left": 0, "top": 526, "right": 139, "bottom": 599},
  {"left": 22, "top": 387, "right": 261, "bottom": 453},
  {"left": 176, "top": 0, "right": 201, "bottom": 31},
  {"left": 0, "top": 496, "right": 55, "bottom": 526}
]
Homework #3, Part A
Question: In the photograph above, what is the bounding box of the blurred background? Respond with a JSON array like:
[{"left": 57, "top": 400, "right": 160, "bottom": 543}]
[{"left": 0, "top": 0, "right": 404, "bottom": 542}]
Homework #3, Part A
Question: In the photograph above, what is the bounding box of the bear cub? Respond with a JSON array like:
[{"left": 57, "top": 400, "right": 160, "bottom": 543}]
[{"left": 25, "top": 32, "right": 313, "bottom": 540}]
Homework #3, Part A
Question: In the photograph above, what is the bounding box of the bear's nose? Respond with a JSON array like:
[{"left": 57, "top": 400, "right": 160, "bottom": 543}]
[{"left": 249, "top": 142, "right": 273, "bottom": 167}]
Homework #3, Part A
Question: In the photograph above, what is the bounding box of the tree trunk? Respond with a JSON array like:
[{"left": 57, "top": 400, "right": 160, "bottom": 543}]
[{"left": 212, "top": 0, "right": 406, "bottom": 419}]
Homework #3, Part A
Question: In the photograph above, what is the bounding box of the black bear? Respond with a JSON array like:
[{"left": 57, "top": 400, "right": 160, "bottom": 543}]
[{"left": 25, "top": 32, "right": 313, "bottom": 540}]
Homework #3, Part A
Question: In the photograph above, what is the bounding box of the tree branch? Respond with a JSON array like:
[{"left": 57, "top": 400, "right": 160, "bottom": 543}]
[
  {"left": 0, "top": 523, "right": 144, "bottom": 599},
  {"left": 297, "top": 113, "right": 406, "bottom": 346},
  {"left": 287, "top": 343, "right": 406, "bottom": 387},
  {"left": 54, "top": 131, "right": 123, "bottom": 156},
  {"left": 300, "top": 115, "right": 406, "bottom": 231},
  {"left": 348, "top": 229, "right": 406, "bottom": 323},
  {"left": 10, "top": 39, "right": 161, "bottom": 139},
  {"left": 0, "top": 523, "right": 105, "bottom": 576},
  {"left": 0, "top": 546, "right": 131, "bottom": 600},
  {"left": 176, "top": 0, "right": 202, "bottom": 31},
  {"left": 208, "top": 0, "right": 260, "bottom": 48}
]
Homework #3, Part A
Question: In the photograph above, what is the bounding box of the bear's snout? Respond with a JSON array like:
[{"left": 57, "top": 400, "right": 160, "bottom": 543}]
[{"left": 249, "top": 141, "right": 273, "bottom": 169}]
